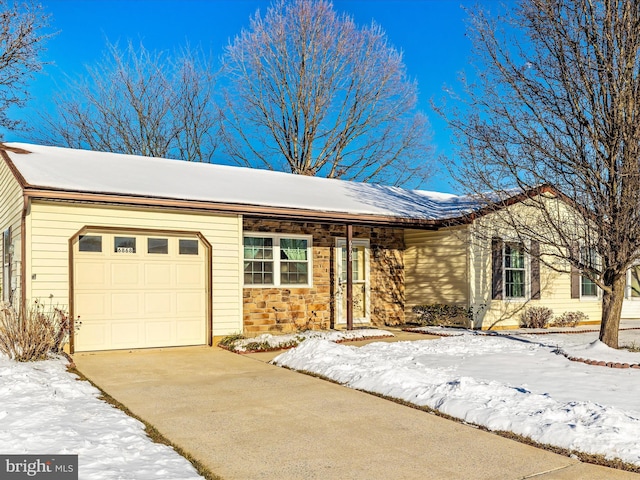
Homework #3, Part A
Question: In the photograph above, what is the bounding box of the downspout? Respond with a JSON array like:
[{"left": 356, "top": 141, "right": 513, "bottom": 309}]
[
  {"left": 346, "top": 224, "right": 353, "bottom": 330},
  {"left": 467, "top": 223, "right": 473, "bottom": 329},
  {"left": 20, "top": 193, "right": 29, "bottom": 313}
]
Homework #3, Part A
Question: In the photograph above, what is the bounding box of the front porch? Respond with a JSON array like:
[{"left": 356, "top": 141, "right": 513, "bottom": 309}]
[{"left": 241, "top": 218, "right": 405, "bottom": 334}]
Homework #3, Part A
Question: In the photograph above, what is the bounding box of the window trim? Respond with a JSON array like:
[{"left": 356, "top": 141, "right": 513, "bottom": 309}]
[
  {"left": 147, "top": 237, "right": 169, "bottom": 255},
  {"left": 114, "top": 236, "right": 137, "bottom": 254},
  {"left": 579, "top": 246, "right": 600, "bottom": 300},
  {"left": 243, "top": 232, "right": 313, "bottom": 288},
  {"left": 503, "top": 241, "right": 529, "bottom": 300},
  {"left": 78, "top": 234, "right": 103, "bottom": 253},
  {"left": 179, "top": 238, "right": 199, "bottom": 255},
  {"left": 626, "top": 265, "right": 640, "bottom": 300},
  {"left": 2, "top": 227, "right": 11, "bottom": 303}
]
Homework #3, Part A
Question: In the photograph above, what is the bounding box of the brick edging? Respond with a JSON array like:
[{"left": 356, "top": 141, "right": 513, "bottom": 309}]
[{"left": 560, "top": 353, "right": 640, "bottom": 369}]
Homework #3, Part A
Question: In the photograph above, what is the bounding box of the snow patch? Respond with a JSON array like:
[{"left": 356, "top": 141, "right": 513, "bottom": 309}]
[
  {"left": 0, "top": 355, "right": 203, "bottom": 479},
  {"left": 273, "top": 334, "right": 640, "bottom": 466}
]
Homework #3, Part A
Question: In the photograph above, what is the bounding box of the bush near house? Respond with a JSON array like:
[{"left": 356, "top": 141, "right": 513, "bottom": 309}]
[
  {"left": 0, "top": 301, "right": 75, "bottom": 362},
  {"left": 411, "top": 304, "right": 472, "bottom": 327},
  {"left": 519, "top": 306, "right": 554, "bottom": 329},
  {"left": 551, "top": 311, "right": 587, "bottom": 327}
]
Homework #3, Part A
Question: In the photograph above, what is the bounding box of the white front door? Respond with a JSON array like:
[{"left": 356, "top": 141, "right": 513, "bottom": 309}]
[{"left": 335, "top": 239, "right": 370, "bottom": 325}]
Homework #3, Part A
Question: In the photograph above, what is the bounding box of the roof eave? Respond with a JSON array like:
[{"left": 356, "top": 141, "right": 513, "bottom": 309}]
[{"left": 23, "top": 186, "right": 443, "bottom": 229}]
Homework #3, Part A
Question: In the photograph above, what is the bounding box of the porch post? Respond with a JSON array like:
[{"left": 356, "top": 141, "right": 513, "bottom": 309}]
[{"left": 346, "top": 224, "right": 353, "bottom": 330}]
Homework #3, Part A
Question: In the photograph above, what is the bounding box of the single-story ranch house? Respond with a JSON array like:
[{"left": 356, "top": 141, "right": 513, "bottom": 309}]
[{"left": 0, "top": 143, "right": 638, "bottom": 352}]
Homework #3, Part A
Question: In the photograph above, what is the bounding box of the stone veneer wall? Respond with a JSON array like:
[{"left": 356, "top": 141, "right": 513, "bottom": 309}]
[{"left": 242, "top": 218, "right": 405, "bottom": 334}]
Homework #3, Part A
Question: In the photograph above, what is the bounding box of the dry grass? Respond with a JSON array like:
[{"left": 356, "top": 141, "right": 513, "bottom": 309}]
[
  {"left": 0, "top": 302, "right": 72, "bottom": 362},
  {"left": 622, "top": 341, "right": 640, "bottom": 353}
]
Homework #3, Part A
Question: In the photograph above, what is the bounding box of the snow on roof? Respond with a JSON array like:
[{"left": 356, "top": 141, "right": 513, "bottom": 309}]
[{"left": 3, "top": 143, "right": 480, "bottom": 221}]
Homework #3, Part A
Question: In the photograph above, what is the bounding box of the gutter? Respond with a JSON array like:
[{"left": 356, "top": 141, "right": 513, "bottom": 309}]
[{"left": 23, "top": 187, "right": 444, "bottom": 230}]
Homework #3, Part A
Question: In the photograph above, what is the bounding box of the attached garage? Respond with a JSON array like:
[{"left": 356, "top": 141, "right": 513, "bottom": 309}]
[{"left": 72, "top": 230, "right": 211, "bottom": 352}]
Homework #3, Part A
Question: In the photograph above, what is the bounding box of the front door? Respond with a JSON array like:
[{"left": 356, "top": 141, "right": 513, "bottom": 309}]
[{"left": 336, "top": 239, "right": 370, "bottom": 325}]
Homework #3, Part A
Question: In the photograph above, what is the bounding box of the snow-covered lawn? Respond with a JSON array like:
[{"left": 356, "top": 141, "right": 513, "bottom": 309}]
[
  {"left": 0, "top": 355, "right": 203, "bottom": 480},
  {"left": 221, "top": 328, "right": 394, "bottom": 352},
  {"left": 273, "top": 331, "right": 640, "bottom": 467}
]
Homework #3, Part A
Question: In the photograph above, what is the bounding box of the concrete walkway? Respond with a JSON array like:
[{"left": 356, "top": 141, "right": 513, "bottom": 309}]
[{"left": 73, "top": 342, "right": 639, "bottom": 480}]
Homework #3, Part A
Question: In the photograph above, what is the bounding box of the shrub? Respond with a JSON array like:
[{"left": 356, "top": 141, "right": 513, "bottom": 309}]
[
  {"left": 411, "top": 304, "right": 471, "bottom": 327},
  {"left": 217, "top": 333, "right": 245, "bottom": 349},
  {"left": 551, "top": 311, "right": 587, "bottom": 328},
  {"left": 519, "top": 306, "right": 553, "bottom": 329},
  {"left": 0, "top": 301, "right": 74, "bottom": 362}
]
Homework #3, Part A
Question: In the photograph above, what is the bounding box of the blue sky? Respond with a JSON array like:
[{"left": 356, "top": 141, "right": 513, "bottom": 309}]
[{"left": 13, "top": 0, "right": 479, "bottom": 193}]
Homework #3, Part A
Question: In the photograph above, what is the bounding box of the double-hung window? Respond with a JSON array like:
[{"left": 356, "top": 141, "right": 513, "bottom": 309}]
[
  {"left": 580, "top": 246, "right": 599, "bottom": 298},
  {"left": 628, "top": 266, "right": 640, "bottom": 299},
  {"left": 493, "top": 237, "right": 540, "bottom": 301},
  {"left": 243, "top": 234, "right": 312, "bottom": 287},
  {"left": 504, "top": 242, "right": 527, "bottom": 299}
]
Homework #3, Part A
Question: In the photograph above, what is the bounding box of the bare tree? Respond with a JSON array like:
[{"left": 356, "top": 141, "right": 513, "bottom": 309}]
[
  {"left": 220, "top": 0, "right": 432, "bottom": 186},
  {"left": 38, "top": 40, "right": 218, "bottom": 162},
  {"left": 440, "top": 0, "right": 640, "bottom": 348},
  {"left": 0, "top": 0, "right": 50, "bottom": 132}
]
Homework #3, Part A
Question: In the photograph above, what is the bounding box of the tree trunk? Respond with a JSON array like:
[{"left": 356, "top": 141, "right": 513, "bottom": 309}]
[{"left": 599, "top": 273, "right": 626, "bottom": 349}]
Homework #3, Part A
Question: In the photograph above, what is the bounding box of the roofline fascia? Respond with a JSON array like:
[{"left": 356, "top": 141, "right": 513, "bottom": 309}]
[
  {"left": 443, "top": 184, "right": 573, "bottom": 226},
  {"left": 0, "top": 150, "right": 28, "bottom": 188},
  {"left": 23, "top": 187, "right": 443, "bottom": 229}
]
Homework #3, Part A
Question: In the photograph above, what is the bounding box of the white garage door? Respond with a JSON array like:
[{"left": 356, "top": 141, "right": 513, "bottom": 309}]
[{"left": 73, "top": 231, "right": 207, "bottom": 352}]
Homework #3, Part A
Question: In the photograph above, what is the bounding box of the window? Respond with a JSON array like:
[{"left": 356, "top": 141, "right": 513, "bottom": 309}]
[
  {"left": 243, "top": 234, "right": 311, "bottom": 287},
  {"left": 280, "top": 238, "right": 308, "bottom": 285},
  {"left": 179, "top": 239, "right": 199, "bottom": 255},
  {"left": 148, "top": 238, "right": 168, "bottom": 254},
  {"left": 630, "top": 266, "right": 640, "bottom": 298},
  {"left": 244, "top": 237, "right": 274, "bottom": 285},
  {"left": 504, "top": 242, "right": 526, "bottom": 298},
  {"left": 580, "top": 247, "right": 599, "bottom": 298},
  {"left": 79, "top": 235, "right": 102, "bottom": 252},
  {"left": 3, "top": 227, "right": 11, "bottom": 303},
  {"left": 114, "top": 236, "right": 136, "bottom": 253}
]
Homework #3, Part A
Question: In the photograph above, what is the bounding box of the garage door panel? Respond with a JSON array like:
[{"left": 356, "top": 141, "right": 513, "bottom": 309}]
[
  {"left": 111, "top": 263, "right": 140, "bottom": 285},
  {"left": 145, "top": 321, "right": 173, "bottom": 343},
  {"left": 75, "top": 292, "right": 107, "bottom": 316},
  {"left": 145, "top": 264, "right": 172, "bottom": 286},
  {"left": 110, "top": 292, "right": 141, "bottom": 315},
  {"left": 76, "top": 262, "right": 107, "bottom": 286},
  {"left": 74, "top": 233, "right": 207, "bottom": 352},
  {"left": 144, "top": 292, "right": 174, "bottom": 315},
  {"left": 144, "top": 320, "right": 174, "bottom": 344},
  {"left": 176, "top": 264, "right": 203, "bottom": 287},
  {"left": 176, "top": 292, "right": 205, "bottom": 314},
  {"left": 110, "top": 321, "right": 142, "bottom": 348},
  {"left": 76, "top": 321, "right": 109, "bottom": 350},
  {"left": 176, "top": 320, "right": 204, "bottom": 343}
]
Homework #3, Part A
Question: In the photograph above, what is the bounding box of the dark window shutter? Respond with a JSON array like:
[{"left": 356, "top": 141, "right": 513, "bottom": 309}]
[
  {"left": 570, "top": 242, "right": 580, "bottom": 299},
  {"left": 530, "top": 240, "right": 541, "bottom": 300},
  {"left": 491, "top": 237, "right": 503, "bottom": 300}
]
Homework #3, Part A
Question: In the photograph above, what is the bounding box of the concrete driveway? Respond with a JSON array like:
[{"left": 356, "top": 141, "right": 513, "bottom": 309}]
[{"left": 73, "top": 345, "right": 639, "bottom": 480}]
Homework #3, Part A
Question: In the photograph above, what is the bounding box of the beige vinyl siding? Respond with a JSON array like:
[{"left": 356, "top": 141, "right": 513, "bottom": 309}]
[
  {"left": 26, "top": 200, "right": 243, "bottom": 336},
  {"left": 0, "top": 158, "right": 23, "bottom": 303},
  {"left": 404, "top": 226, "right": 470, "bottom": 323},
  {"left": 621, "top": 266, "right": 640, "bottom": 319},
  {"left": 622, "top": 300, "right": 640, "bottom": 320},
  {"left": 470, "top": 208, "right": 602, "bottom": 329}
]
